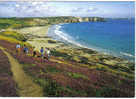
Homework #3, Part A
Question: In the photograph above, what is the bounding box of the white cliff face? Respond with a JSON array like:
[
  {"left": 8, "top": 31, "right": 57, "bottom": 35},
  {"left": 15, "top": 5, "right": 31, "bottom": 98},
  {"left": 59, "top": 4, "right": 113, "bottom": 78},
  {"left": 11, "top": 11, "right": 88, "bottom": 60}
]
[
  {"left": 76, "top": 17, "right": 105, "bottom": 22},
  {"left": 79, "top": 18, "right": 83, "bottom": 22},
  {"left": 76, "top": 17, "right": 82, "bottom": 22}
]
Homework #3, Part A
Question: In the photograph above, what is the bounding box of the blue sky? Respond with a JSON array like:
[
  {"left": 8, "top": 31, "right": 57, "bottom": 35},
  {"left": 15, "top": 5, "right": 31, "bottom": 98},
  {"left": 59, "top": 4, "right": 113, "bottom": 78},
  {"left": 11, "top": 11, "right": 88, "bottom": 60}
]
[{"left": 0, "top": 1, "right": 135, "bottom": 18}]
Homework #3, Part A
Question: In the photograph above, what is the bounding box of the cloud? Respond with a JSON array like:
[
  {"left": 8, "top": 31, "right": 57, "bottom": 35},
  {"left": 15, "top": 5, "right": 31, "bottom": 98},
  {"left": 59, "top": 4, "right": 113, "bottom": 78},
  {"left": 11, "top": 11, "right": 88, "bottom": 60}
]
[
  {"left": 15, "top": 4, "right": 20, "bottom": 8},
  {"left": 87, "top": 7, "right": 98, "bottom": 12},
  {"left": 71, "top": 7, "right": 99, "bottom": 13},
  {"left": 70, "top": 7, "right": 99, "bottom": 17},
  {"left": 72, "top": 7, "right": 83, "bottom": 12},
  {"left": 0, "top": 2, "right": 134, "bottom": 18},
  {"left": 31, "top": 2, "right": 45, "bottom": 6},
  {"left": 0, "top": 2, "right": 100, "bottom": 17}
]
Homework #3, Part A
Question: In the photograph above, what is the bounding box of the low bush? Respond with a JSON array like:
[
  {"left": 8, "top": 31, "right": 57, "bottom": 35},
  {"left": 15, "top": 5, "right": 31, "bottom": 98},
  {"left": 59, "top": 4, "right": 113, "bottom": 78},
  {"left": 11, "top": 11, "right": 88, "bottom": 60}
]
[
  {"left": 35, "top": 78, "right": 64, "bottom": 96},
  {"left": 67, "top": 72, "right": 89, "bottom": 80},
  {"left": 0, "top": 31, "right": 26, "bottom": 41},
  {"left": 48, "top": 40, "right": 57, "bottom": 44},
  {"left": 79, "top": 56, "right": 89, "bottom": 64},
  {"left": 46, "top": 66, "right": 61, "bottom": 73},
  {"left": 51, "top": 50, "right": 73, "bottom": 60}
]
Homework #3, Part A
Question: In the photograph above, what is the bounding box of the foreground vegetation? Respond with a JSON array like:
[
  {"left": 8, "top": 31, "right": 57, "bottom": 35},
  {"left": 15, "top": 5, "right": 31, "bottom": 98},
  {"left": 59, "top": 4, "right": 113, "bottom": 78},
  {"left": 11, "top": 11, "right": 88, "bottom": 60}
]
[
  {"left": 0, "top": 17, "right": 134, "bottom": 97},
  {"left": 0, "top": 49, "right": 18, "bottom": 96}
]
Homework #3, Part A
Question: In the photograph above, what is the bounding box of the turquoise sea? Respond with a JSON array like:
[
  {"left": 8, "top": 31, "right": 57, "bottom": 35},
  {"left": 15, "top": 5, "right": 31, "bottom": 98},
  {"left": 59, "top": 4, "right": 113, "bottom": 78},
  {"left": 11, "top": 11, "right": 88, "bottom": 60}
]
[{"left": 48, "top": 19, "right": 135, "bottom": 62}]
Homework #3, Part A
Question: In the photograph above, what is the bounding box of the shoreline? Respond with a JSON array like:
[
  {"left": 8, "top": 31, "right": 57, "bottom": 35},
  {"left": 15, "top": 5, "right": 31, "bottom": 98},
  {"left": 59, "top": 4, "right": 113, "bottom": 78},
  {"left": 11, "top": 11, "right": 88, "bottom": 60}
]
[
  {"left": 48, "top": 23, "right": 134, "bottom": 62},
  {"left": 17, "top": 25, "right": 133, "bottom": 64}
]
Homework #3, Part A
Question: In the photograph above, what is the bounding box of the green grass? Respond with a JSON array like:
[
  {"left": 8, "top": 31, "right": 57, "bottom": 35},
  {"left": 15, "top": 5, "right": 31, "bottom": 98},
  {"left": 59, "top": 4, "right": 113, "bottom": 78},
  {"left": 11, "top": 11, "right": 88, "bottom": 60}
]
[
  {"left": 48, "top": 40, "right": 57, "bottom": 44},
  {"left": 96, "top": 66, "right": 107, "bottom": 72},
  {"left": 0, "top": 31, "right": 26, "bottom": 41},
  {"left": 0, "top": 23, "right": 10, "bottom": 29},
  {"left": 81, "top": 48, "right": 97, "bottom": 54},
  {"left": 46, "top": 66, "right": 62, "bottom": 73},
  {"left": 31, "top": 64, "right": 36, "bottom": 66},
  {"left": 34, "top": 78, "right": 87, "bottom": 97},
  {"left": 51, "top": 50, "right": 73, "bottom": 60},
  {"left": 0, "top": 30, "right": 30, "bottom": 47},
  {"left": 67, "top": 72, "right": 89, "bottom": 80},
  {"left": 34, "top": 78, "right": 67, "bottom": 96},
  {"left": 22, "top": 64, "right": 36, "bottom": 73},
  {"left": 79, "top": 56, "right": 89, "bottom": 64}
]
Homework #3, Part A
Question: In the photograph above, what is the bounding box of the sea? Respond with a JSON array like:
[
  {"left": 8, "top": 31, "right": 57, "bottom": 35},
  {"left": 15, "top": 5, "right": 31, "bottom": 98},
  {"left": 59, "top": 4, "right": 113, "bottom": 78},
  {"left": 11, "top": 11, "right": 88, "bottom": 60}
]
[{"left": 48, "top": 18, "right": 135, "bottom": 62}]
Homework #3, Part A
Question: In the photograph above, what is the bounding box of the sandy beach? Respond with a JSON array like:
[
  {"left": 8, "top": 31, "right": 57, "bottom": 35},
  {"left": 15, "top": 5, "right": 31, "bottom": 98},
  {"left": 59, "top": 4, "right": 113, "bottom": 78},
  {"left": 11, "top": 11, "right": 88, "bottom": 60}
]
[
  {"left": 17, "top": 26, "right": 65, "bottom": 51},
  {"left": 17, "top": 25, "right": 96, "bottom": 59},
  {"left": 16, "top": 25, "right": 133, "bottom": 67}
]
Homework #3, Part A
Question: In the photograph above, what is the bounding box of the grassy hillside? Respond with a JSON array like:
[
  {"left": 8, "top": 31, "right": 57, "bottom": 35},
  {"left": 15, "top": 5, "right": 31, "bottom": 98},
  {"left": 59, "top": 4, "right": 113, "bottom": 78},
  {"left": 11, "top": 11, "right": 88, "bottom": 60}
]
[
  {"left": 0, "top": 17, "right": 105, "bottom": 29},
  {"left": 0, "top": 40, "right": 134, "bottom": 97},
  {"left": 0, "top": 49, "right": 18, "bottom": 96},
  {"left": 0, "top": 17, "right": 134, "bottom": 97}
]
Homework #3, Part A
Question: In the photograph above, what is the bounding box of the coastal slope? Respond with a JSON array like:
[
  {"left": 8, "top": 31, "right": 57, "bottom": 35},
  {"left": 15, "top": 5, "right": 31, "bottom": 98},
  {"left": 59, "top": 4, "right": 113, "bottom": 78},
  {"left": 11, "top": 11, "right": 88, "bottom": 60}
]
[{"left": 0, "top": 17, "right": 134, "bottom": 97}]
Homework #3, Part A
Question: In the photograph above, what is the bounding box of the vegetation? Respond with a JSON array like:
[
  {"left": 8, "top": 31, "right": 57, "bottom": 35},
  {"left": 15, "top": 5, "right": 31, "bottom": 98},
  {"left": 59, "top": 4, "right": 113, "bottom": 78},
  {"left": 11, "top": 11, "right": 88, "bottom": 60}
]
[
  {"left": 67, "top": 72, "right": 89, "bottom": 80},
  {"left": 0, "top": 29, "right": 30, "bottom": 47},
  {"left": 0, "top": 17, "right": 134, "bottom": 97},
  {"left": 0, "top": 49, "right": 18, "bottom": 96},
  {"left": 79, "top": 56, "right": 89, "bottom": 64},
  {"left": 0, "top": 39, "right": 134, "bottom": 97},
  {"left": 0, "top": 31, "right": 26, "bottom": 41},
  {"left": 0, "top": 17, "right": 105, "bottom": 29},
  {"left": 51, "top": 50, "right": 73, "bottom": 60},
  {"left": 48, "top": 40, "right": 57, "bottom": 44}
]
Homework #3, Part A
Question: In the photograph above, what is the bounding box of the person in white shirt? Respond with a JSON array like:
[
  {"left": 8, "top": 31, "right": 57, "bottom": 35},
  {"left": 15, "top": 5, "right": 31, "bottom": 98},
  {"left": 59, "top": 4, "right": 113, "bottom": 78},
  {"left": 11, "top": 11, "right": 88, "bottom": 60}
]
[
  {"left": 16, "top": 43, "right": 21, "bottom": 54},
  {"left": 47, "top": 48, "right": 51, "bottom": 60}
]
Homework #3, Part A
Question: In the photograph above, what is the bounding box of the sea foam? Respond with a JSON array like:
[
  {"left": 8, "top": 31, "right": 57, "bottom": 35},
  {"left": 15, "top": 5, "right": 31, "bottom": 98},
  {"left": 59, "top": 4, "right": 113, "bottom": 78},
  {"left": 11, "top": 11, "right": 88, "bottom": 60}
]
[
  {"left": 51, "top": 24, "right": 84, "bottom": 48},
  {"left": 120, "top": 52, "right": 135, "bottom": 58},
  {"left": 47, "top": 22, "right": 135, "bottom": 62}
]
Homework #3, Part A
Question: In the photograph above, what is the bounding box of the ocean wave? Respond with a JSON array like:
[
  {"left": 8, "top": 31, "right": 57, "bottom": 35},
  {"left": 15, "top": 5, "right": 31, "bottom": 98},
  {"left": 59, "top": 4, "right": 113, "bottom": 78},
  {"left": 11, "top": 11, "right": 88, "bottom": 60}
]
[
  {"left": 54, "top": 25, "right": 72, "bottom": 41},
  {"left": 49, "top": 25, "right": 118, "bottom": 53},
  {"left": 48, "top": 24, "right": 135, "bottom": 62},
  {"left": 52, "top": 24, "right": 84, "bottom": 48},
  {"left": 120, "top": 52, "right": 135, "bottom": 58}
]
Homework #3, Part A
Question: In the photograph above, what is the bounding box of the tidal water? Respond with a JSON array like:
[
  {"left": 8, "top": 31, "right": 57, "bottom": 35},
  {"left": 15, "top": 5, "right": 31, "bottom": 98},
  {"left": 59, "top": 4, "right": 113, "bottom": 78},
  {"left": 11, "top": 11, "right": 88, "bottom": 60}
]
[{"left": 48, "top": 19, "right": 135, "bottom": 62}]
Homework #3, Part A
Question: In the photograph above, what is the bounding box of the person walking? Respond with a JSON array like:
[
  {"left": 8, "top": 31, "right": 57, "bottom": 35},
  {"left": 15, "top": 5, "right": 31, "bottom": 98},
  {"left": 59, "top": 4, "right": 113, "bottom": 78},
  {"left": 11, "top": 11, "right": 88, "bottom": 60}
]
[
  {"left": 40, "top": 47, "right": 44, "bottom": 57},
  {"left": 33, "top": 50, "right": 37, "bottom": 57},
  {"left": 23, "top": 44, "right": 29, "bottom": 54},
  {"left": 44, "top": 47, "right": 47, "bottom": 58},
  {"left": 47, "top": 48, "right": 51, "bottom": 60},
  {"left": 43, "top": 47, "right": 47, "bottom": 62},
  {"left": 16, "top": 43, "right": 21, "bottom": 54},
  {"left": 32, "top": 47, "right": 37, "bottom": 57}
]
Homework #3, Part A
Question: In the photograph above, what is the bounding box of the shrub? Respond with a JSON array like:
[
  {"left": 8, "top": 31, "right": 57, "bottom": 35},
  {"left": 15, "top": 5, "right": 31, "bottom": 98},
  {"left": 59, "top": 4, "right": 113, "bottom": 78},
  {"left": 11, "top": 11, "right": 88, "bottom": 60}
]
[
  {"left": 67, "top": 72, "right": 89, "bottom": 80},
  {"left": 96, "top": 67, "right": 107, "bottom": 72},
  {"left": 79, "top": 56, "right": 89, "bottom": 64},
  {"left": 35, "top": 78, "right": 63, "bottom": 96},
  {"left": 1, "top": 31, "right": 26, "bottom": 41},
  {"left": 128, "top": 63, "right": 135, "bottom": 71},
  {"left": 48, "top": 40, "right": 57, "bottom": 43},
  {"left": 81, "top": 48, "right": 97, "bottom": 54},
  {"left": 51, "top": 50, "right": 73, "bottom": 60},
  {"left": 0, "top": 23, "right": 10, "bottom": 29},
  {"left": 46, "top": 66, "right": 61, "bottom": 73}
]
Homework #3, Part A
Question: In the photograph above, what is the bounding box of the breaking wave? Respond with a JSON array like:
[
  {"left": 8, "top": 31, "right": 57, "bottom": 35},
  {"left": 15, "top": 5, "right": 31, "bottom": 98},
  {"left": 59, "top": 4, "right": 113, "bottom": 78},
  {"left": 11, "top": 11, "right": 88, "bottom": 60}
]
[{"left": 47, "top": 24, "right": 135, "bottom": 62}]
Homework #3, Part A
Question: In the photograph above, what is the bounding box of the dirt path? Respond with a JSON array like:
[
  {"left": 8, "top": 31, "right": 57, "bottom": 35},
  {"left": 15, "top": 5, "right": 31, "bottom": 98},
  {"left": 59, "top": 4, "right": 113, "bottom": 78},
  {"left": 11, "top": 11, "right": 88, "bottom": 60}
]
[{"left": 0, "top": 47, "right": 43, "bottom": 97}]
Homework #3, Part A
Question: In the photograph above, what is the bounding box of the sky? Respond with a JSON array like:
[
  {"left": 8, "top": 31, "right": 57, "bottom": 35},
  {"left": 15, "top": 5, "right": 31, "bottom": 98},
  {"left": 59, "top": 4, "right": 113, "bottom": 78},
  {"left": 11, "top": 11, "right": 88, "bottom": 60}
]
[{"left": 0, "top": 1, "right": 135, "bottom": 18}]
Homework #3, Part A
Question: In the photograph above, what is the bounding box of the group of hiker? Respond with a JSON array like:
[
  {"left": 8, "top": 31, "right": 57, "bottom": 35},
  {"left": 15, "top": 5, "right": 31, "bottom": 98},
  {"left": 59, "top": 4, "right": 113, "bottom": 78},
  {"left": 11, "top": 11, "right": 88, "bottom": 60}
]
[{"left": 16, "top": 43, "right": 51, "bottom": 60}]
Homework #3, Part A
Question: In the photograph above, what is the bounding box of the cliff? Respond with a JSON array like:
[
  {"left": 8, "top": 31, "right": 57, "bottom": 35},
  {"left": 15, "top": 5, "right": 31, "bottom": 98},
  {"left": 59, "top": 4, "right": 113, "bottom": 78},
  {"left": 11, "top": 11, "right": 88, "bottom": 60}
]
[{"left": 0, "top": 17, "right": 106, "bottom": 29}]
